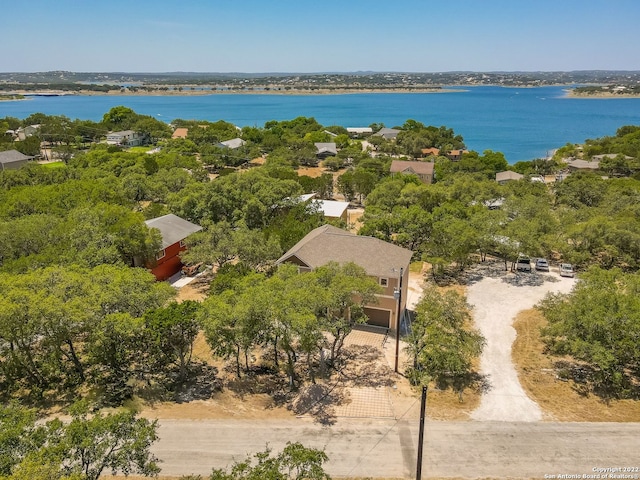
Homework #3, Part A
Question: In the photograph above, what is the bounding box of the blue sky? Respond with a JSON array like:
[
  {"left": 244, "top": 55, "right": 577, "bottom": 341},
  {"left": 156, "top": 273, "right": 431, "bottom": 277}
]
[{"left": 4, "top": 0, "right": 640, "bottom": 72}]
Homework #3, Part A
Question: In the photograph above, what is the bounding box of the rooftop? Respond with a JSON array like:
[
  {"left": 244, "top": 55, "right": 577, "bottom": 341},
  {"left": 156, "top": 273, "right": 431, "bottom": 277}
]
[
  {"left": 277, "top": 224, "right": 413, "bottom": 278},
  {"left": 145, "top": 214, "right": 203, "bottom": 249},
  {"left": 0, "top": 149, "right": 34, "bottom": 165},
  {"left": 390, "top": 159, "right": 434, "bottom": 175}
]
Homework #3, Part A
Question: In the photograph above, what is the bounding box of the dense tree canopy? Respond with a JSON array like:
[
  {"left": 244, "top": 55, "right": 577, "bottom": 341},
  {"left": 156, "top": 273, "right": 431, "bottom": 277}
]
[
  {"left": 199, "top": 262, "right": 380, "bottom": 386},
  {"left": 539, "top": 267, "right": 640, "bottom": 398},
  {"left": 0, "top": 402, "right": 160, "bottom": 480},
  {"left": 2, "top": 107, "right": 640, "bottom": 416}
]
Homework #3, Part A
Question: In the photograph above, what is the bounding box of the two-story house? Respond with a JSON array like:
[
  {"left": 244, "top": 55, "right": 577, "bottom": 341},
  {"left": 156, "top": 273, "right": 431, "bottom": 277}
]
[
  {"left": 276, "top": 225, "right": 413, "bottom": 331},
  {"left": 389, "top": 160, "right": 434, "bottom": 184},
  {"left": 145, "top": 214, "right": 203, "bottom": 281}
]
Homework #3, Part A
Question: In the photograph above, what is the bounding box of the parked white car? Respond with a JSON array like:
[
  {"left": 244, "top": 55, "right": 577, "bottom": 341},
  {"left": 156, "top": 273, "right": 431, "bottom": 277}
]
[
  {"left": 516, "top": 256, "right": 531, "bottom": 272},
  {"left": 559, "top": 263, "right": 575, "bottom": 277},
  {"left": 535, "top": 258, "right": 550, "bottom": 272}
]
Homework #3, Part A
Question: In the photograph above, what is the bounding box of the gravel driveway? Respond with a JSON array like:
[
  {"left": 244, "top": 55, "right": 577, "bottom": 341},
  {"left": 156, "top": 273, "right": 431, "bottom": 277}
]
[{"left": 467, "top": 266, "right": 576, "bottom": 421}]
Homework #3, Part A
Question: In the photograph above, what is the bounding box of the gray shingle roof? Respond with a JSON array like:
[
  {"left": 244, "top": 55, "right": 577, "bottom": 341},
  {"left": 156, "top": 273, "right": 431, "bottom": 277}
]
[
  {"left": 0, "top": 149, "right": 34, "bottom": 165},
  {"left": 567, "top": 159, "right": 600, "bottom": 170},
  {"left": 496, "top": 171, "right": 524, "bottom": 182},
  {"left": 314, "top": 142, "right": 337, "bottom": 155},
  {"left": 276, "top": 225, "right": 413, "bottom": 278},
  {"left": 219, "top": 138, "right": 246, "bottom": 149},
  {"left": 145, "top": 214, "right": 203, "bottom": 249},
  {"left": 390, "top": 160, "right": 434, "bottom": 175},
  {"left": 374, "top": 128, "right": 400, "bottom": 139}
]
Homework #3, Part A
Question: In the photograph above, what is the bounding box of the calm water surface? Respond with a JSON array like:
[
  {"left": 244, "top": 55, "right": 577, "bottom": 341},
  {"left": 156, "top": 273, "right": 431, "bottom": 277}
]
[{"left": 2, "top": 86, "right": 640, "bottom": 162}]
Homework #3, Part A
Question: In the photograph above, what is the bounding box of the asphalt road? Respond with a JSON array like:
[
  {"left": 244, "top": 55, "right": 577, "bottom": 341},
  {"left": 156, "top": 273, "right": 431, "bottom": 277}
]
[{"left": 153, "top": 418, "right": 640, "bottom": 478}]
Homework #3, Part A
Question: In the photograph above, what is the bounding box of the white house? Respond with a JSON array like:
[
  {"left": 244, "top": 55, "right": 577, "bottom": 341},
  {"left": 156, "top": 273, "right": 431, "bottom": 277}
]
[{"left": 106, "top": 130, "right": 143, "bottom": 147}]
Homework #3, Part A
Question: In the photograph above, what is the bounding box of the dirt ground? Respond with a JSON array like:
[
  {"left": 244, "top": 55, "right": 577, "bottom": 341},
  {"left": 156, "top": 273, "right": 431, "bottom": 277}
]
[
  {"left": 174, "top": 279, "right": 209, "bottom": 302},
  {"left": 142, "top": 265, "right": 481, "bottom": 424},
  {"left": 153, "top": 259, "right": 639, "bottom": 426},
  {"left": 297, "top": 165, "right": 329, "bottom": 178},
  {"left": 512, "top": 309, "right": 640, "bottom": 422}
]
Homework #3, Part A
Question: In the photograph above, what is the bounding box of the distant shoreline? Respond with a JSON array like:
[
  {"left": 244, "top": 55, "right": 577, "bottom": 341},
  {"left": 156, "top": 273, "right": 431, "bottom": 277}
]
[
  {"left": 564, "top": 89, "right": 640, "bottom": 99},
  {"left": 5, "top": 86, "right": 640, "bottom": 101},
  {"left": 4, "top": 87, "right": 462, "bottom": 97}
]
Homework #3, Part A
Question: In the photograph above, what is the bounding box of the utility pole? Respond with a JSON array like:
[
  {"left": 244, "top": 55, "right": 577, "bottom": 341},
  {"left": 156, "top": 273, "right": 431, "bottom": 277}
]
[
  {"left": 394, "top": 266, "right": 403, "bottom": 373},
  {"left": 416, "top": 385, "right": 428, "bottom": 480}
]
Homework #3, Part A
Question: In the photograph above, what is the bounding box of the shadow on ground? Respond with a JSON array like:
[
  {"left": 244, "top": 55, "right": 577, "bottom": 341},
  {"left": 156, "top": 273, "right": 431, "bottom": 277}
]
[{"left": 461, "top": 260, "right": 561, "bottom": 288}]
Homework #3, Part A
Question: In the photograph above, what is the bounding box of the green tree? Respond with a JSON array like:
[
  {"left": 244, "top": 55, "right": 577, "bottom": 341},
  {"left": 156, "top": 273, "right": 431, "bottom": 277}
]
[
  {"left": 86, "top": 313, "right": 146, "bottom": 404},
  {"left": 56, "top": 403, "right": 160, "bottom": 480},
  {"left": 208, "top": 442, "right": 330, "bottom": 480},
  {"left": 0, "top": 402, "right": 160, "bottom": 480},
  {"left": 406, "top": 288, "right": 485, "bottom": 398},
  {"left": 200, "top": 276, "right": 268, "bottom": 378},
  {"left": 13, "top": 135, "right": 41, "bottom": 156},
  {"left": 0, "top": 403, "right": 45, "bottom": 476},
  {"left": 101, "top": 106, "right": 138, "bottom": 131},
  {"left": 144, "top": 301, "right": 201, "bottom": 383},
  {"left": 539, "top": 267, "right": 640, "bottom": 397},
  {"left": 0, "top": 265, "right": 173, "bottom": 394},
  {"left": 313, "top": 262, "right": 381, "bottom": 365}
]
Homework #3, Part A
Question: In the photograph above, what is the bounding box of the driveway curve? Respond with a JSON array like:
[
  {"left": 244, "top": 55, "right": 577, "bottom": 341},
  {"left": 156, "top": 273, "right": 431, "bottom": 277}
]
[{"left": 467, "top": 270, "right": 576, "bottom": 421}]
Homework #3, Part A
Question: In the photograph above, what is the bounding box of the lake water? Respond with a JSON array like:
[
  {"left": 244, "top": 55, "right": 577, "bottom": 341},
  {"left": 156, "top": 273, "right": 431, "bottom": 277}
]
[{"left": 2, "top": 86, "right": 640, "bottom": 162}]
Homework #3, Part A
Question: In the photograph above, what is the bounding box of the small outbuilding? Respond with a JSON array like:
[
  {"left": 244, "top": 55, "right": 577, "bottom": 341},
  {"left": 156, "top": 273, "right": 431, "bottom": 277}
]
[
  {"left": 446, "top": 149, "right": 469, "bottom": 161},
  {"left": 567, "top": 159, "right": 600, "bottom": 171},
  {"left": 311, "top": 199, "right": 350, "bottom": 222},
  {"left": 421, "top": 147, "right": 440, "bottom": 157},
  {"left": 218, "top": 137, "right": 246, "bottom": 149},
  {"left": 315, "top": 142, "right": 338, "bottom": 159},
  {"left": 347, "top": 127, "right": 373, "bottom": 137},
  {"left": 373, "top": 128, "right": 400, "bottom": 140}
]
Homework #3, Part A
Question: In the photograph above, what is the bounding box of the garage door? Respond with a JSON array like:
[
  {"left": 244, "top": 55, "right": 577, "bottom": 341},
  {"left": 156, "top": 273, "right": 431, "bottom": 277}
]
[{"left": 363, "top": 307, "right": 391, "bottom": 328}]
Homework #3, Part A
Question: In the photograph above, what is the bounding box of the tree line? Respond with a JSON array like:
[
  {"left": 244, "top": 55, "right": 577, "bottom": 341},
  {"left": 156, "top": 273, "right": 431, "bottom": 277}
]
[{"left": 2, "top": 107, "right": 639, "bottom": 416}]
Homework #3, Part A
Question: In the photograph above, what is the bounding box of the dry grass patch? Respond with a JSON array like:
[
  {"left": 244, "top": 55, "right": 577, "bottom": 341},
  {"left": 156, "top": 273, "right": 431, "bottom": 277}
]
[
  {"left": 191, "top": 331, "right": 218, "bottom": 365},
  {"left": 175, "top": 280, "right": 209, "bottom": 303},
  {"left": 512, "top": 308, "right": 640, "bottom": 422},
  {"left": 138, "top": 389, "right": 292, "bottom": 421},
  {"left": 297, "top": 165, "right": 328, "bottom": 178},
  {"left": 425, "top": 385, "right": 481, "bottom": 420},
  {"left": 347, "top": 208, "right": 364, "bottom": 232}
]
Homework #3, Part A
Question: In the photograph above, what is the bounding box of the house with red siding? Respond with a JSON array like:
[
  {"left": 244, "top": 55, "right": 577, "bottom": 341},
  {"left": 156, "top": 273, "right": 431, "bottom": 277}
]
[{"left": 145, "top": 214, "right": 202, "bottom": 281}]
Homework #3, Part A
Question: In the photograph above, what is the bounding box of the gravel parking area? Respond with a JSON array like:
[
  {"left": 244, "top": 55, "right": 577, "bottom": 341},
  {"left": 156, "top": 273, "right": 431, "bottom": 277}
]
[{"left": 467, "top": 266, "right": 577, "bottom": 421}]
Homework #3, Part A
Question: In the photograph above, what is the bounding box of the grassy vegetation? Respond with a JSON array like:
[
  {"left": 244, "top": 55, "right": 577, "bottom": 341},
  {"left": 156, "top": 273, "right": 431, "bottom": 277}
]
[
  {"left": 0, "top": 94, "right": 24, "bottom": 100},
  {"left": 39, "top": 161, "right": 66, "bottom": 169},
  {"left": 409, "top": 261, "right": 424, "bottom": 273},
  {"left": 127, "top": 146, "right": 155, "bottom": 153},
  {"left": 512, "top": 309, "right": 640, "bottom": 422}
]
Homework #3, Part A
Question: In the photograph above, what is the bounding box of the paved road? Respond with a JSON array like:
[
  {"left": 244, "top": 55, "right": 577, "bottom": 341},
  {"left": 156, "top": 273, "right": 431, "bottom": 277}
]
[{"left": 153, "top": 418, "right": 640, "bottom": 478}]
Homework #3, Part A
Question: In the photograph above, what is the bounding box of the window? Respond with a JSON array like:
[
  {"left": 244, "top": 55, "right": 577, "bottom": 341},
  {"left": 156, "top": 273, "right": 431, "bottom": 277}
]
[
  {"left": 179, "top": 240, "right": 186, "bottom": 247},
  {"left": 379, "top": 277, "right": 388, "bottom": 287},
  {"left": 156, "top": 249, "right": 166, "bottom": 260}
]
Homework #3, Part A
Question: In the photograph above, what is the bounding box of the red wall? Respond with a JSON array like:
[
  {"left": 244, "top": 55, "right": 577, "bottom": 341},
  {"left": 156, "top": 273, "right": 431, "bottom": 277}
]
[{"left": 149, "top": 242, "right": 186, "bottom": 281}]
